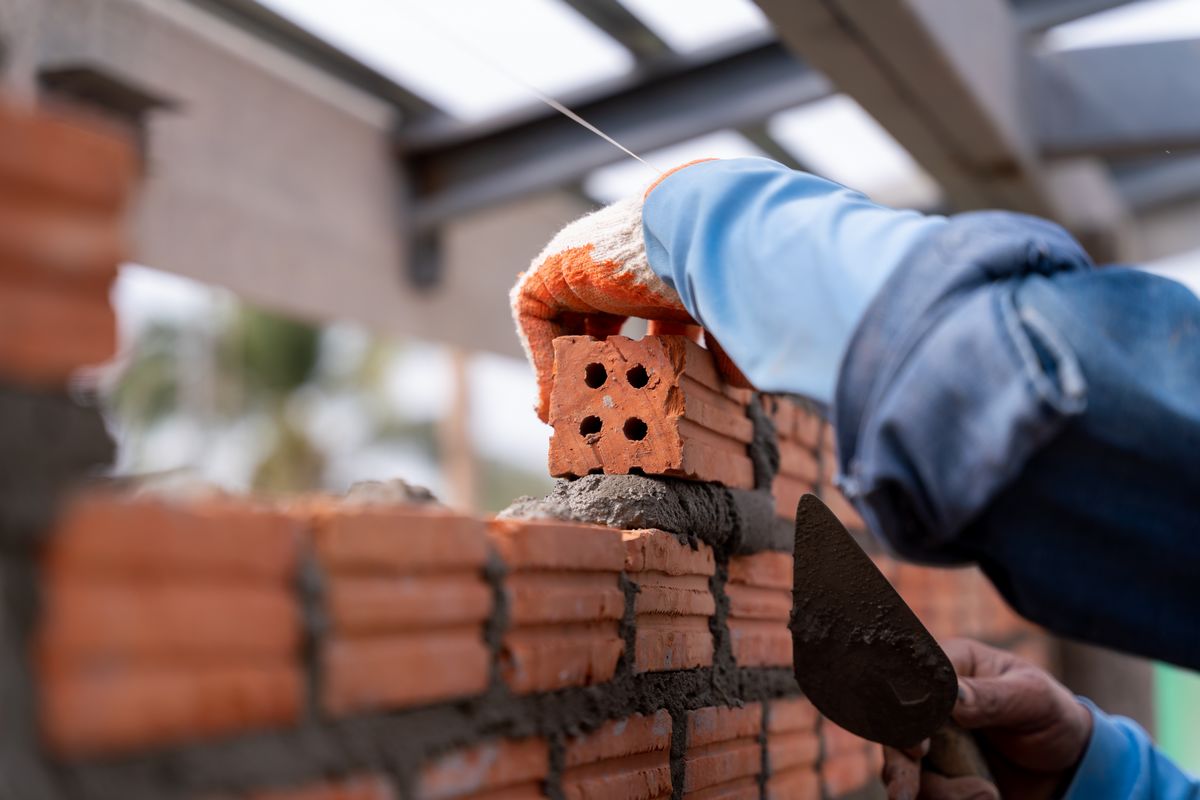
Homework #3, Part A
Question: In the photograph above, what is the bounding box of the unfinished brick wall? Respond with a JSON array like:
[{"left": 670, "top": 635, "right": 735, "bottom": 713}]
[{"left": 0, "top": 100, "right": 1056, "bottom": 800}]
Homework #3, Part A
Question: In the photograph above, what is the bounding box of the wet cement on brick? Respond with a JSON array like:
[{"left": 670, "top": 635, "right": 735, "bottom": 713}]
[
  {"left": 500, "top": 474, "right": 791, "bottom": 554},
  {"left": 745, "top": 394, "right": 780, "bottom": 492}
]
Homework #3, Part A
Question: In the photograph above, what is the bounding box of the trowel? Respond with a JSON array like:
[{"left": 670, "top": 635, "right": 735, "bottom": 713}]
[{"left": 791, "top": 493, "right": 991, "bottom": 779}]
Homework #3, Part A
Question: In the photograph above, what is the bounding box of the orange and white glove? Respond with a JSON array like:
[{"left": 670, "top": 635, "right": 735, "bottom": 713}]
[{"left": 511, "top": 162, "right": 748, "bottom": 421}]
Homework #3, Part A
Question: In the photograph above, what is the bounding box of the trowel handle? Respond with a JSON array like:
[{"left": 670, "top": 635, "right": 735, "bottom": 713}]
[{"left": 925, "top": 721, "right": 994, "bottom": 781}]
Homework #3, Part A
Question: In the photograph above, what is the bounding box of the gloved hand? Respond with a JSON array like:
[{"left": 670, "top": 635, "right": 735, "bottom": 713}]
[{"left": 511, "top": 160, "right": 747, "bottom": 422}]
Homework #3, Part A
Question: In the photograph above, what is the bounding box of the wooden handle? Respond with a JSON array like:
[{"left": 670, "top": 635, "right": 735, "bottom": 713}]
[{"left": 925, "top": 721, "right": 994, "bottom": 781}]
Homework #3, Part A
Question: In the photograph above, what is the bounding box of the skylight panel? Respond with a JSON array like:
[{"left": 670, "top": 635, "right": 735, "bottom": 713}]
[
  {"left": 258, "top": 0, "right": 634, "bottom": 121},
  {"left": 583, "top": 130, "right": 767, "bottom": 203},
  {"left": 767, "top": 95, "right": 941, "bottom": 210},
  {"left": 1043, "top": 0, "right": 1200, "bottom": 51},
  {"left": 615, "top": 0, "right": 770, "bottom": 52}
]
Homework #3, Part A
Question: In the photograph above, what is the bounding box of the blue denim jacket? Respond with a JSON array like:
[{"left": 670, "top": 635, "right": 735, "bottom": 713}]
[{"left": 643, "top": 158, "right": 1200, "bottom": 797}]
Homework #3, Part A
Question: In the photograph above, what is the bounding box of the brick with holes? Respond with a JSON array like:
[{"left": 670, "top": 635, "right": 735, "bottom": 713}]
[
  {"left": 548, "top": 335, "right": 755, "bottom": 489},
  {"left": 311, "top": 500, "right": 492, "bottom": 715},
  {"left": 682, "top": 704, "right": 763, "bottom": 798},
  {"left": 726, "top": 552, "right": 793, "bottom": 668},
  {"left": 623, "top": 529, "right": 715, "bottom": 672},
  {"left": 490, "top": 518, "right": 626, "bottom": 693},
  {"left": 562, "top": 709, "right": 673, "bottom": 800}
]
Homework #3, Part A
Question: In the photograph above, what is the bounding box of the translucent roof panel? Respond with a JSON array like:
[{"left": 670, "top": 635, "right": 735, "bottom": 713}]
[
  {"left": 583, "top": 130, "right": 767, "bottom": 203},
  {"left": 768, "top": 95, "right": 941, "bottom": 210},
  {"left": 616, "top": 0, "right": 770, "bottom": 52},
  {"left": 258, "top": 0, "right": 634, "bottom": 121},
  {"left": 1043, "top": 0, "right": 1200, "bottom": 50}
]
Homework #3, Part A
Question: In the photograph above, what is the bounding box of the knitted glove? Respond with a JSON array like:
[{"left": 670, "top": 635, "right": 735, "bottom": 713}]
[{"left": 511, "top": 162, "right": 747, "bottom": 422}]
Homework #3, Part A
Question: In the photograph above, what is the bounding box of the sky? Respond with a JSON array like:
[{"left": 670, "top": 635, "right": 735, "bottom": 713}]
[{"left": 112, "top": 0, "right": 1200, "bottom": 488}]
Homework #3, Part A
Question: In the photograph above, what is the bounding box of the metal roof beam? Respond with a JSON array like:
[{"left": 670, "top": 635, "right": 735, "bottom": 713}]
[
  {"left": 560, "top": 0, "right": 674, "bottom": 65},
  {"left": 1011, "top": 0, "right": 1140, "bottom": 33},
  {"left": 404, "top": 39, "right": 831, "bottom": 229},
  {"left": 1035, "top": 39, "right": 1200, "bottom": 160}
]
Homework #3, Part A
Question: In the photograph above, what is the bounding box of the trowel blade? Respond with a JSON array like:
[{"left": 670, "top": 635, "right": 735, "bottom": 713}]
[{"left": 791, "top": 494, "right": 957, "bottom": 749}]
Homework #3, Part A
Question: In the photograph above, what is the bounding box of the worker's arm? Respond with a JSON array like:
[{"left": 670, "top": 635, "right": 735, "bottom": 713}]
[
  {"left": 1064, "top": 702, "right": 1200, "bottom": 800},
  {"left": 643, "top": 158, "right": 1200, "bottom": 671}
]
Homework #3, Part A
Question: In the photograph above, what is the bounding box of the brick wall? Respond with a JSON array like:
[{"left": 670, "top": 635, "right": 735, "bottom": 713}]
[{"left": 0, "top": 99, "right": 1055, "bottom": 800}]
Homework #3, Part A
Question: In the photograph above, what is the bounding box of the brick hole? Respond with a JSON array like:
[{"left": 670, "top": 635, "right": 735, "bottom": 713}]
[
  {"left": 584, "top": 362, "right": 607, "bottom": 388},
  {"left": 580, "top": 416, "right": 603, "bottom": 436},
  {"left": 626, "top": 364, "right": 649, "bottom": 388},
  {"left": 629, "top": 467, "right": 646, "bottom": 476},
  {"left": 623, "top": 417, "right": 648, "bottom": 441}
]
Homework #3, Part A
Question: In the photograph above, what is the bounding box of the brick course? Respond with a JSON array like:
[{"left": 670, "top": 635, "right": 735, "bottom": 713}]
[
  {"left": 623, "top": 529, "right": 715, "bottom": 672},
  {"left": 726, "top": 552, "right": 792, "bottom": 668},
  {"left": 683, "top": 704, "right": 763, "bottom": 798},
  {"left": 562, "top": 710, "right": 672, "bottom": 800},
  {"left": 417, "top": 738, "right": 549, "bottom": 799},
  {"left": 490, "top": 519, "right": 625, "bottom": 693}
]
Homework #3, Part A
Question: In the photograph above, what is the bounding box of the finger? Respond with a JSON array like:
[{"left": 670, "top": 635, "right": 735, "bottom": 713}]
[
  {"left": 881, "top": 746, "right": 921, "bottom": 800},
  {"left": 953, "top": 669, "right": 1050, "bottom": 730},
  {"left": 943, "top": 638, "right": 1015, "bottom": 681},
  {"left": 918, "top": 771, "right": 999, "bottom": 800}
]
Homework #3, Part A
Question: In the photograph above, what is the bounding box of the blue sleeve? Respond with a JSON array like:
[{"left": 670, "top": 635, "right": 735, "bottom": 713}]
[
  {"left": 1065, "top": 699, "right": 1200, "bottom": 800},
  {"left": 641, "top": 157, "right": 946, "bottom": 404}
]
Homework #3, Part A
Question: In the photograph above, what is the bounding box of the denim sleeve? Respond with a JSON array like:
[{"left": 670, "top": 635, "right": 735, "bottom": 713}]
[
  {"left": 835, "top": 213, "right": 1200, "bottom": 669},
  {"left": 641, "top": 157, "right": 946, "bottom": 404},
  {"left": 1064, "top": 699, "right": 1199, "bottom": 800}
]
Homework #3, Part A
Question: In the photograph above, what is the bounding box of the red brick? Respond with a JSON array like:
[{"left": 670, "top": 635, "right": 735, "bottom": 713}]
[
  {"left": 562, "top": 710, "right": 672, "bottom": 800},
  {"left": 771, "top": 475, "right": 812, "bottom": 521},
  {"left": 493, "top": 520, "right": 625, "bottom": 693},
  {"left": 822, "top": 721, "right": 866, "bottom": 758},
  {"left": 501, "top": 623, "right": 623, "bottom": 694},
  {"left": 778, "top": 441, "right": 819, "bottom": 484},
  {"left": 326, "top": 574, "right": 492, "bottom": 634},
  {"left": 635, "top": 615, "right": 714, "bottom": 672},
  {"left": 48, "top": 492, "right": 302, "bottom": 582},
  {"left": 623, "top": 529, "right": 716, "bottom": 577},
  {"left": 727, "top": 553, "right": 792, "bottom": 668},
  {"left": 313, "top": 505, "right": 488, "bottom": 573},
  {"left": 727, "top": 620, "right": 792, "bottom": 668},
  {"left": 505, "top": 572, "right": 624, "bottom": 625},
  {"left": 0, "top": 98, "right": 137, "bottom": 212},
  {"left": 687, "top": 704, "right": 762, "bottom": 749},
  {"left": 683, "top": 741, "right": 762, "bottom": 795},
  {"left": 0, "top": 278, "right": 115, "bottom": 387},
  {"left": 767, "top": 697, "right": 818, "bottom": 734},
  {"left": 821, "top": 486, "right": 865, "bottom": 532},
  {"left": 0, "top": 200, "right": 125, "bottom": 285},
  {"left": 41, "top": 663, "right": 301, "bottom": 756},
  {"left": 767, "top": 732, "right": 820, "bottom": 774},
  {"left": 765, "top": 770, "right": 820, "bottom": 800},
  {"left": 821, "top": 751, "right": 873, "bottom": 796},
  {"left": 683, "top": 776, "right": 759, "bottom": 800},
  {"left": 247, "top": 776, "right": 397, "bottom": 800},
  {"left": 489, "top": 519, "right": 626, "bottom": 572},
  {"left": 418, "top": 738, "right": 549, "bottom": 800},
  {"left": 37, "top": 580, "right": 300, "bottom": 662},
  {"left": 624, "top": 530, "right": 715, "bottom": 672},
  {"left": 548, "top": 335, "right": 755, "bottom": 489},
  {"left": 322, "top": 632, "right": 489, "bottom": 715},
  {"left": 727, "top": 553, "right": 792, "bottom": 590}
]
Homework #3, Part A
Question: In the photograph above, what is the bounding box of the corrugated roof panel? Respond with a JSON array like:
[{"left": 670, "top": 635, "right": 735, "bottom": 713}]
[{"left": 257, "top": 0, "right": 634, "bottom": 120}]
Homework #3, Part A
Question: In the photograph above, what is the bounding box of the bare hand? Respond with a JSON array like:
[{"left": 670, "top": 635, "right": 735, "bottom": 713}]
[{"left": 883, "top": 638, "right": 1092, "bottom": 800}]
